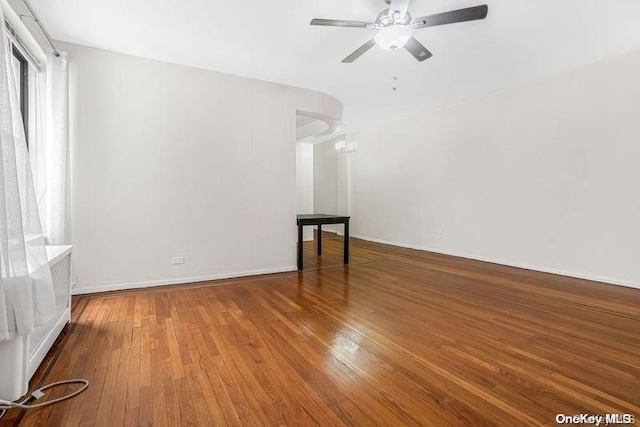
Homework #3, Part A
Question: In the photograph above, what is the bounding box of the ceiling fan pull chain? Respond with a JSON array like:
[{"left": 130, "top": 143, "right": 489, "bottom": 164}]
[{"left": 392, "top": 50, "right": 398, "bottom": 91}]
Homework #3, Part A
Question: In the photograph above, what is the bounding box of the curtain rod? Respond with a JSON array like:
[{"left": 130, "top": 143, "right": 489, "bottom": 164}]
[{"left": 19, "top": 0, "right": 59, "bottom": 57}]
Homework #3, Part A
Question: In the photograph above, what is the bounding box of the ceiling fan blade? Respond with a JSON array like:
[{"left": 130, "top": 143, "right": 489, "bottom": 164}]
[
  {"left": 405, "top": 37, "right": 433, "bottom": 62},
  {"left": 310, "top": 18, "right": 373, "bottom": 29},
  {"left": 388, "top": 0, "right": 410, "bottom": 19},
  {"left": 342, "top": 39, "right": 376, "bottom": 63},
  {"left": 412, "top": 5, "right": 488, "bottom": 29}
]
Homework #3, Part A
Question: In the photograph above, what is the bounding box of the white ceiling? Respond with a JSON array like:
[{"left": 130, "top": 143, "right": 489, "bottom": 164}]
[
  {"left": 296, "top": 114, "right": 329, "bottom": 142},
  {"left": 24, "top": 0, "right": 640, "bottom": 130},
  {"left": 296, "top": 111, "right": 344, "bottom": 144}
]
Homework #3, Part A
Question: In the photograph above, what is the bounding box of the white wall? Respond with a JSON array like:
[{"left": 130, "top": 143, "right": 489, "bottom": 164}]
[
  {"left": 313, "top": 141, "right": 338, "bottom": 232},
  {"left": 64, "top": 42, "right": 342, "bottom": 293},
  {"left": 295, "top": 143, "right": 314, "bottom": 241},
  {"left": 313, "top": 141, "right": 337, "bottom": 215},
  {"left": 352, "top": 50, "right": 640, "bottom": 288},
  {"left": 336, "top": 152, "right": 350, "bottom": 218}
]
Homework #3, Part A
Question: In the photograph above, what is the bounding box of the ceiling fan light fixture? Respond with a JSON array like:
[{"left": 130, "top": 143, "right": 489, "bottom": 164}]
[{"left": 374, "top": 25, "right": 413, "bottom": 51}]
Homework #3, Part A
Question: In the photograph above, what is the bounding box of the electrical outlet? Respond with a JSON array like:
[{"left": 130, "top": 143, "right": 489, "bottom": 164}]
[
  {"left": 172, "top": 256, "right": 185, "bottom": 265},
  {"left": 436, "top": 230, "right": 443, "bottom": 239}
]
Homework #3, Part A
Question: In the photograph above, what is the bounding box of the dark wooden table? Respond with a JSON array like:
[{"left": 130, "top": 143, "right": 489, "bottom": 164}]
[{"left": 297, "top": 214, "right": 350, "bottom": 270}]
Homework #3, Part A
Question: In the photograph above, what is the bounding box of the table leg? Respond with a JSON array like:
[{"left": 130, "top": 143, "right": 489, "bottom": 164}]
[
  {"left": 297, "top": 224, "right": 303, "bottom": 270},
  {"left": 317, "top": 224, "right": 322, "bottom": 255},
  {"left": 344, "top": 219, "right": 350, "bottom": 264}
]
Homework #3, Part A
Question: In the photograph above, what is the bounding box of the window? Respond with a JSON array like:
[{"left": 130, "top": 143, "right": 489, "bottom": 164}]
[
  {"left": 11, "top": 45, "right": 30, "bottom": 147},
  {"left": 6, "top": 24, "right": 52, "bottom": 239}
]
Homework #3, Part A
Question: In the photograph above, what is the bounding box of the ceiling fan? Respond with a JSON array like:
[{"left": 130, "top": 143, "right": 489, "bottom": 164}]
[{"left": 310, "top": 0, "right": 488, "bottom": 63}]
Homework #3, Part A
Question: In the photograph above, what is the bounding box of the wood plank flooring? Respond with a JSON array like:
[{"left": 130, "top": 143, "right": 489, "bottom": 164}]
[{"left": 3, "top": 233, "right": 640, "bottom": 426}]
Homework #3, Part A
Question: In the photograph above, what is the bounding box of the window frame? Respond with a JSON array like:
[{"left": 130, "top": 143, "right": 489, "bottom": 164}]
[
  {"left": 5, "top": 31, "right": 43, "bottom": 150},
  {"left": 11, "top": 44, "right": 30, "bottom": 147}
]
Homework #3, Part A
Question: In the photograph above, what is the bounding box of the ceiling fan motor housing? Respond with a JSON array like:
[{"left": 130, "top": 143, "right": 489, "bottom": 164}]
[{"left": 376, "top": 9, "right": 412, "bottom": 28}]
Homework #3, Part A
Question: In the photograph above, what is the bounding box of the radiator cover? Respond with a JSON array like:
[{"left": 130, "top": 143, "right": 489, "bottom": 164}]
[{"left": 0, "top": 246, "right": 72, "bottom": 401}]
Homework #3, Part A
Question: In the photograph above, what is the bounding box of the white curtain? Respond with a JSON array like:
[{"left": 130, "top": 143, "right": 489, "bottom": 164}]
[
  {"left": 0, "top": 7, "right": 55, "bottom": 342},
  {"left": 45, "top": 52, "right": 70, "bottom": 245},
  {"left": 29, "top": 69, "right": 48, "bottom": 238}
]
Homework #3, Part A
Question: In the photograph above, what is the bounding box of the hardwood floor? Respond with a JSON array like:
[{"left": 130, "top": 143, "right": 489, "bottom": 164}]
[{"left": 3, "top": 233, "right": 639, "bottom": 426}]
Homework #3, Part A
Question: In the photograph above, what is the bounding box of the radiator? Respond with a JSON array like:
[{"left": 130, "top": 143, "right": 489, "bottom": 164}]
[{"left": 0, "top": 246, "right": 72, "bottom": 401}]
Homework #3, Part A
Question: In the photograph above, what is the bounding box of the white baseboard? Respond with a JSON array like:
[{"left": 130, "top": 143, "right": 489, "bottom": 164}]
[
  {"left": 303, "top": 232, "right": 340, "bottom": 241},
  {"left": 352, "top": 234, "right": 640, "bottom": 290},
  {"left": 318, "top": 228, "right": 343, "bottom": 236},
  {"left": 72, "top": 265, "right": 298, "bottom": 295}
]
